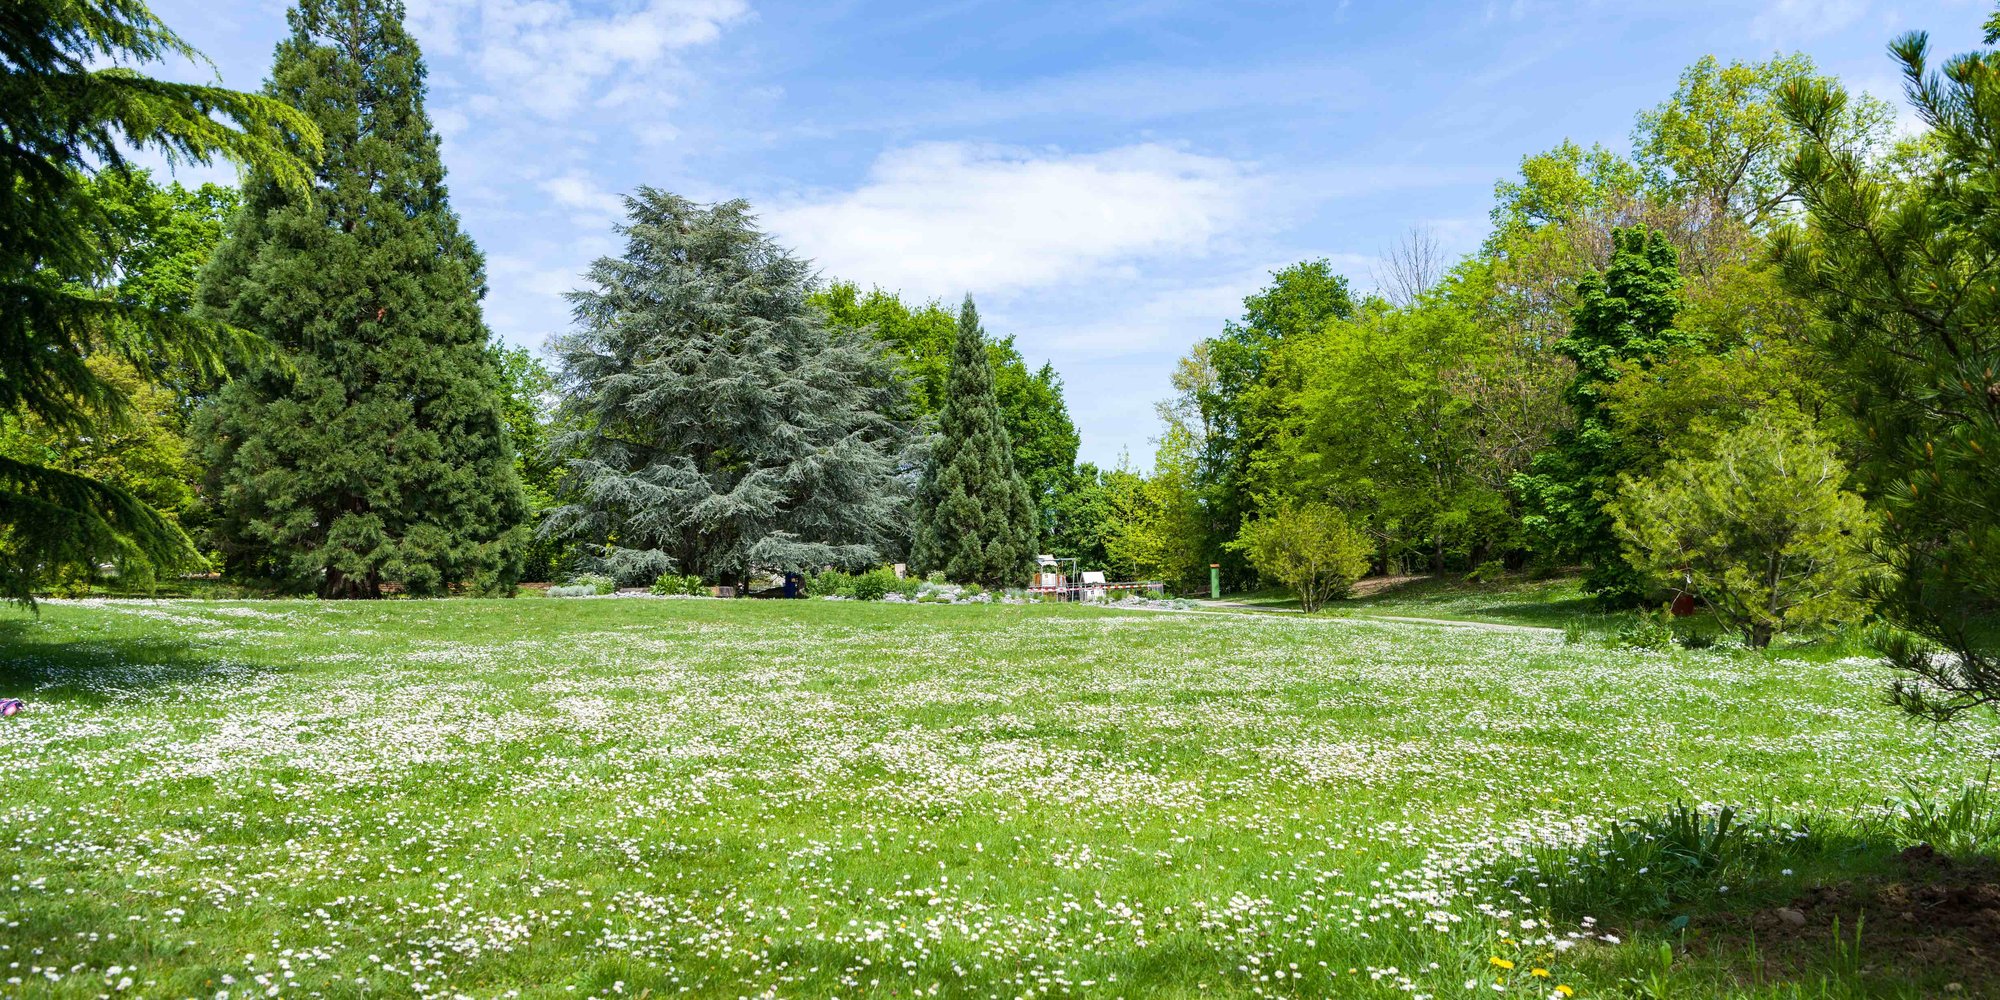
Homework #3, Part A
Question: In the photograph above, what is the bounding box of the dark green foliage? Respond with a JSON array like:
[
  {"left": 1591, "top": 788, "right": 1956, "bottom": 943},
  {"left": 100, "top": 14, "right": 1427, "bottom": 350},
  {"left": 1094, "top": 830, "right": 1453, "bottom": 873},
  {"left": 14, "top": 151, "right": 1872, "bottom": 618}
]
[
  {"left": 0, "top": 0, "right": 317, "bottom": 603},
  {"left": 912, "top": 297, "right": 1038, "bottom": 587},
  {"left": 546, "top": 190, "right": 910, "bottom": 586},
  {"left": 197, "top": 0, "right": 525, "bottom": 599},
  {"left": 1773, "top": 16, "right": 2000, "bottom": 720},
  {"left": 1514, "top": 227, "right": 1699, "bottom": 605},
  {"left": 812, "top": 282, "right": 1080, "bottom": 538}
]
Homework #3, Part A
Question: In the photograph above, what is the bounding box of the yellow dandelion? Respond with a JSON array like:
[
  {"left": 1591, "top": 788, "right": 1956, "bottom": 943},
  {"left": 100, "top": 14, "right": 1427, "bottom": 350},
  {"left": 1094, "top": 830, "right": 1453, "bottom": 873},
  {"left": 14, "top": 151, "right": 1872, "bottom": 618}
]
[
  {"left": 1556, "top": 986, "right": 1575, "bottom": 997},
  {"left": 1489, "top": 957, "right": 1515, "bottom": 970},
  {"left": 1532, "top": 967, "right": 1550, "bottom": 978}
]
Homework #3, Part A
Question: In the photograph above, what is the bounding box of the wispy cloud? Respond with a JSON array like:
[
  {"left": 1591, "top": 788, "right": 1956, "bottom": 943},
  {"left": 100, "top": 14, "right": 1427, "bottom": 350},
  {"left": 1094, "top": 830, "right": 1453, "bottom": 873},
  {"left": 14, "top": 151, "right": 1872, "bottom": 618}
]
[
  {"left": 763, "top": 142, "right": 1259, "bottom": 299},
  {"left": 408, "top": 0, "right": 748, "bottom": 117}
]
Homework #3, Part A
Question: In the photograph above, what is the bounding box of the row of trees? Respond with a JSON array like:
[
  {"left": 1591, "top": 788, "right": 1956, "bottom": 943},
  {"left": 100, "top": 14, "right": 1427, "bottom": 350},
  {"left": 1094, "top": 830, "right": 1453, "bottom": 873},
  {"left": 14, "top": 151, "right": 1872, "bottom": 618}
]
[
  {"left": 5, "top": 0, "right": 1075, "bottom": 602},
  {"left": 9, "top": 0, "right": 1996, "bottom": 717},
  {"left": 1098, "top": 15, "right": 1998, "bottom": 714}
]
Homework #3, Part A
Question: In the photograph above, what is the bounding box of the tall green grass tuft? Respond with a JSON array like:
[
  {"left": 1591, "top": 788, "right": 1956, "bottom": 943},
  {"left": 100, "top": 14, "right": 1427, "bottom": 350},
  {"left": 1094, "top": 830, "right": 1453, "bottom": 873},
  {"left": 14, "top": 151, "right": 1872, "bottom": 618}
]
[
  {"left": 1883, "top": 772, "right": 2000, "bottom": 859},
  {"left": 1497, "top": 804, "right": 1818, "bottom": 921}
]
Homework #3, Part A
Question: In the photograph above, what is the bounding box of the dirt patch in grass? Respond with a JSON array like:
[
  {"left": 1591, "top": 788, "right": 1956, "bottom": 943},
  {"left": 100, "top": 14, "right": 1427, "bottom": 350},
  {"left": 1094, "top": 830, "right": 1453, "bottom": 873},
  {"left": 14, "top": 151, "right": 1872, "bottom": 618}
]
[
  {"left": 1348, "top": 574, "right": 1434, "bottom": 598},
  {"left": 1700, "top": 846, "right": 2000, "bottom": 991}
]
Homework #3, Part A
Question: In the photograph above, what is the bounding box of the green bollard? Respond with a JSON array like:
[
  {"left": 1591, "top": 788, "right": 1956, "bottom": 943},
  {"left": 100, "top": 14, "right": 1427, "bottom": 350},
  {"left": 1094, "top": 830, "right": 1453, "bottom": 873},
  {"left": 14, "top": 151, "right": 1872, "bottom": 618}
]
[{"left": 1210, "top": 563, "right": 1220, "bottom": 600}]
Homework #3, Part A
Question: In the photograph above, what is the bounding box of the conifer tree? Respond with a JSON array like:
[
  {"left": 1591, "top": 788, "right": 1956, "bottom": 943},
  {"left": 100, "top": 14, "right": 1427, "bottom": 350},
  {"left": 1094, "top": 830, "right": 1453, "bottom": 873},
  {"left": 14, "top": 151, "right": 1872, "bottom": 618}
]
[
  {"left": 913, "top": 297, "right": 1038, "bottom": 587},
  {"left": 197, "top": 0, "right": 525, "bottom": 598},
  {"left": 544, "top": 190, "right": 911, "bottom": 587},
  {"left": 1, "top": 0, "right": 317, "bottom": 604},
  {"left": 1513, "top": 226, "right": 1699, "bottom": 605}
]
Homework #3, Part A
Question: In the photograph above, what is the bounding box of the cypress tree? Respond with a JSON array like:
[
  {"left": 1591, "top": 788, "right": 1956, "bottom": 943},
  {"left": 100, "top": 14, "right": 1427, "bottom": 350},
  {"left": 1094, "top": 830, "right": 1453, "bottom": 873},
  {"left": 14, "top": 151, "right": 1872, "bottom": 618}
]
[
  {"left": 544, "top": 190, "right": 911, "bottom": 587},
  {"left": 913, "top": 297, "right": 1038, "bottom": 587},
  {"left": 196, "top": 0, "right": 525, "bottom": 598}
]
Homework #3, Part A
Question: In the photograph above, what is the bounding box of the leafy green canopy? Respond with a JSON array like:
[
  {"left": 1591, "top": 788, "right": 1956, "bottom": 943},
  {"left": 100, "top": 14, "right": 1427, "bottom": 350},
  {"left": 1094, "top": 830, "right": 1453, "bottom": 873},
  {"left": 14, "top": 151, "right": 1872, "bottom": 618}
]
[
  {"left": 0, "top": 0, "right": 318, "bottom": 603},
  {"left": 198, "top": 0, "right": 525, "bottom": 599},
  {"left": 1775, "top": 10, "right": 2000, "bottom": 719},
  {"left": 1514, "top": 227, "right": 1700, "bottom": 605},
  {"left": 1165, "top": 260, "right": 1355, "bottom": 586},
  {"left": 546, "top": 190, "right": 911, "bottom": 585},
  {"left": 912, "top": 297, "right": 1039, "bottom": 588},
  {"left": 1611, "top": 412, "right": 1877, "bottom": 648}
]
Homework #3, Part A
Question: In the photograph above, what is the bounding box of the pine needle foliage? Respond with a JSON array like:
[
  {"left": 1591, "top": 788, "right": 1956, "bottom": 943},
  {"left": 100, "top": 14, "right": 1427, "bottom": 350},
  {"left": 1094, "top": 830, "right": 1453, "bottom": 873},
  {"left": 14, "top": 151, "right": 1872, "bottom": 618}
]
[
  {"left": 545, "top": 189, "right": 912, "bottom": 586},
  {"left": 197, "top": 0, "right": 525, "bottom": 599},
  {"left": 912, "top": 297, "right": 1038, "bottom": 588},
  {"left": 1774, "top": 14, "right": 2000, "bottom": 718},
  {"left": 1, "top": 0, "right": 320, "bottom": 604}
]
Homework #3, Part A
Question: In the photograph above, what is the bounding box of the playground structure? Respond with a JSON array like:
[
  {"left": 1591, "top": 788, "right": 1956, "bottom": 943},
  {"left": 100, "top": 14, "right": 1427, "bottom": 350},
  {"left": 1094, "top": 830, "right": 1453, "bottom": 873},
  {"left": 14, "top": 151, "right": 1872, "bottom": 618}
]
[{"left": 1025, "top": 555, "right": 1165, "bottom": 602}]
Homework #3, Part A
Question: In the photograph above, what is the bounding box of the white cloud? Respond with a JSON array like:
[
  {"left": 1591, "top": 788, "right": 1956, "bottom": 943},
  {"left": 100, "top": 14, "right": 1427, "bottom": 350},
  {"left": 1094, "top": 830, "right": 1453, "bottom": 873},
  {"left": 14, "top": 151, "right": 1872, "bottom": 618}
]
[
  {"left": 539, "top": 172, "right": 628, "bottom": 228},
  {"left": 407, "top": 0, "right": 748, "bottom": 117},
  {"left": 763, "top": 142, "right": 1259, "bottom": 299}
]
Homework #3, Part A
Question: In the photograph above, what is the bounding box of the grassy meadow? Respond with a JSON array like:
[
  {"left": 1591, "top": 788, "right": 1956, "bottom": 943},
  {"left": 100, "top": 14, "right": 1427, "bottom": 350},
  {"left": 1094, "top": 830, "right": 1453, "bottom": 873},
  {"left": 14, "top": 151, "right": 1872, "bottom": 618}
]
[{"left": 0, "top": 596, "right": 1995, "bottom": 999}]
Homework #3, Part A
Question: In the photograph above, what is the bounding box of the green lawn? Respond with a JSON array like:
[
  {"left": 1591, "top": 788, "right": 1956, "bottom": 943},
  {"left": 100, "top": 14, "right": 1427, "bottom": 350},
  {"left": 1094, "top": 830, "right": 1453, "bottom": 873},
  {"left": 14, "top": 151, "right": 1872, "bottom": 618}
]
[{"left": 0, "top": 597, "right": 1993, "bottom": 998}]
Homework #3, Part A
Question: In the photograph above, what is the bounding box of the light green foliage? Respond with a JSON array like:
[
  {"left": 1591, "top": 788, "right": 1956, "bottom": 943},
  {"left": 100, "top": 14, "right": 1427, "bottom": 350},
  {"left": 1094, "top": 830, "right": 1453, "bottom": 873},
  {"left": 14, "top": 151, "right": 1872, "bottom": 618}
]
[
  {"left": 1228, "top": 502, "right": 1370, "bottom": 612},
  {"left": 1611, "top": 412, "right": 1877, "bottom": 648},
  {"left": 1261, "top": 294, "right": 1515, "bottom": 572},
  {"left": 0, "top": 0, "right": 317, "bottom": 604},
  {"left": 1164, "top": 260, "right": 1355, "bottom": 588},
  {"left": 648, "top": 572, "right": 705, "bottom": 597},
  {"left": 198, "top": 0, "right": 526, "bottom": 599},
  {"left": 911, "top": 298, "right": 1038, "bottom": 587},
  {"left": 1634, "top": 53, "right": 1893, "bottom": 226},
  {"left": 1490, "top": 139, "right": 1643, "bottom": 235},
  {"left": 5, "top": 598, "right": 1995, "bottom": 998},
  {"left": 492, "top": 345, "right": 572, "bottom": 582},
  {"left": 1774, "top": 13, "right": 2000, "bottom": 719},
  {"left": 812, "top": 283, "right": 1081, "bottom": 538},
  {"left": 1103, "top": 425, "right": 1206, "bottom": 589},
  {"left": 1604, "top": 258, "right": 1841, "bottom": 472},
  {"left": 546, "top": 192, "right": 909, "bottom": 587}
]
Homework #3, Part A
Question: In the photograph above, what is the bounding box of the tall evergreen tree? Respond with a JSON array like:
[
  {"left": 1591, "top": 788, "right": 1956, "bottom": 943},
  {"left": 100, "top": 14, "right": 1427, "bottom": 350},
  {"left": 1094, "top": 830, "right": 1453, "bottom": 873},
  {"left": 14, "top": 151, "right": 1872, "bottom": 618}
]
[
  {"left": 545, "top": 190, "right": 910, "bottom": 587},
  {"left": 1514, "top": 226, "right": 1699, "bottom": 604},
  {"left": 1, "top": 0, "right": 317, "bottom": 604},
  {"left": 197, "top": 0, "right": 525, "bottom": 598},
  {"left": 913, "top": 297, "right": 1038, "bottom": 587}
]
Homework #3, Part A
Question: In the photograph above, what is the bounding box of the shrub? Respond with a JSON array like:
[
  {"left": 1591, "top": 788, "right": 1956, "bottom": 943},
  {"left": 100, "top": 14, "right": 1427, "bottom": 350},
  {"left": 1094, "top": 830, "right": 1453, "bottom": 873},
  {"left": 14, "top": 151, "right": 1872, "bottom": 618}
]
[
  {"left": 851, "top": 567, "right": 898, "bottom": 601},
  {"left": 806, "top": 569, "right": 855, "bottom": 598},
  {"left": 1615, "top": 610, "right": 1674, "bottom": 651},
  {"left": 560, "top": 573, "right": 616, "bottom": 596},
  {"left": 1610, "top": 412, "right": 1879, "bottom": 648},
  {"left": 1464, "top": 558, "right": 1506, "bottom": 584},
  {"left": 1228, "top": 502, "right": 1371, "bottom": 612},
  {"left": 649, "top": 573, "right": 705, "bottom": 596}
]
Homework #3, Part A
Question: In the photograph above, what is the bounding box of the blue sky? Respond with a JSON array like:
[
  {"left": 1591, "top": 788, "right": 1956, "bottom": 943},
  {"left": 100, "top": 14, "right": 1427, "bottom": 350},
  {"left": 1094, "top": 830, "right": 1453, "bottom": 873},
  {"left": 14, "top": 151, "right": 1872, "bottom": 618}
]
[{"left": 145, "top": 0, "right": 1979, "bottom": 466}]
